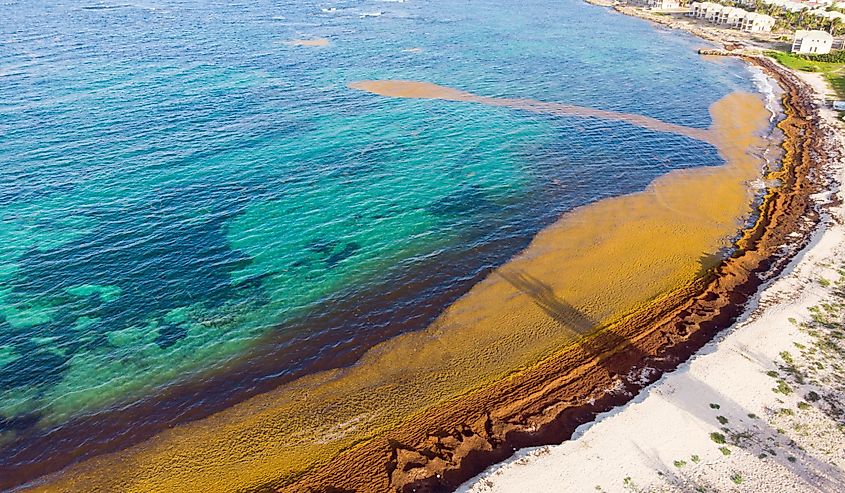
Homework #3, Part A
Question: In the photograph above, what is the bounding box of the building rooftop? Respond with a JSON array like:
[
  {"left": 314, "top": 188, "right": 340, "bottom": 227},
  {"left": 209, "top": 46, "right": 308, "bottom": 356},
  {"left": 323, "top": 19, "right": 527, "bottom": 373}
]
[{"left": 794, "top": 29, "right": 835, "bottom": 41}]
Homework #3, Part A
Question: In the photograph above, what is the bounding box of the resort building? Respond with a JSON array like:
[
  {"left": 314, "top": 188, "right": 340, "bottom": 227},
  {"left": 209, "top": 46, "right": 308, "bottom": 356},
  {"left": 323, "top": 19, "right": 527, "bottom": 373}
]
[
  {"left": 792, "top": 29, "right": 835, "bottom": 54},
  {"left": 689, "top": 2, "right": 723, "bottom": 21},
  {"left": 741, "top": 0, "right": 826, "bottom": 12},
  {"left": 689, "top": 2, "right": 776, "bottom": 32},
  {"left": 739, "top": 12, "right": 776, "bottom": 32},
  {"left": 626, "top": 0, "right": 681, "bottom": 9},
  {"left": 809, "top": 9, "right": 845, "bottom": 23},
  {"left": 716, "top": 6, "right": 750, "bottom": 26}
]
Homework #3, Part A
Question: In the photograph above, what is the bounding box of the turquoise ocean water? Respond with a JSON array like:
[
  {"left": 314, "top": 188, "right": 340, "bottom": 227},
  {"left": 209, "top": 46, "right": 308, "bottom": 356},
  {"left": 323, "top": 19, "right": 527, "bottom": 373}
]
[{"left": 1, "top": 0, "right": 757, "bottom": 481}]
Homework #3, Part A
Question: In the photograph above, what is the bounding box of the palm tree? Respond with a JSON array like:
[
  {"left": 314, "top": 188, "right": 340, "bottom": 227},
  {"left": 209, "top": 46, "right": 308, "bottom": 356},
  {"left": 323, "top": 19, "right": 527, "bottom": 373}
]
[{"left": 831, "top": 17, "right": 843, "bottom": 36}]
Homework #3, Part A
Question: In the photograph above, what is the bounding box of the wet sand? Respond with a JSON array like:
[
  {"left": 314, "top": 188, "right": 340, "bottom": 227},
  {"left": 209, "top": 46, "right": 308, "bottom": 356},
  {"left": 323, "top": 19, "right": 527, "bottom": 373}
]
[{"left": 24, "top": 68, "right": 814, "bottom": 492}]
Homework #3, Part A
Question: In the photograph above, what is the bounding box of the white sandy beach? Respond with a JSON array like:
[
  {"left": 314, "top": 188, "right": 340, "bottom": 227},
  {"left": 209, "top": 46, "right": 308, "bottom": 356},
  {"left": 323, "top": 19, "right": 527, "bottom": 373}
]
[{"left": 459, "top": 56, "right": 845, "bottom": 493}]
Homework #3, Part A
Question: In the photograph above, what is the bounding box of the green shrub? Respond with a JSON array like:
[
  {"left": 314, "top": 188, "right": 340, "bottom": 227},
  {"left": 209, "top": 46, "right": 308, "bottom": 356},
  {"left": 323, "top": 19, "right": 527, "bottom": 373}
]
[{"left": 798, "top": 50, "right": 845, "bottom": 64}]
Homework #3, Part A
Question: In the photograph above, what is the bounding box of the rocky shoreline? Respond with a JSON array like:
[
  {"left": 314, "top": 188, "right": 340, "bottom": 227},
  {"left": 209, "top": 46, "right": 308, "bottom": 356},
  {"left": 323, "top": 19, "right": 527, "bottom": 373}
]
[{"left": 281, "top": 48, "right": 839, "bottom": 493}]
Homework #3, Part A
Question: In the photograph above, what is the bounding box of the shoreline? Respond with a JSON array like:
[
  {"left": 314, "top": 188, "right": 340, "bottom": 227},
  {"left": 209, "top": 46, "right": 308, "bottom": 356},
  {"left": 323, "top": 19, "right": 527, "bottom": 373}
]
[
  {"left": 459, "top": 5, "right": 845, "bottom": 493},
  {"left": 281, "top": 57, "right": 829, "bottom": 492},
  {"left": 460, "top": 83, "right": 845, "bottom": 493},
  {"left": 18, "top": 5, "right": 836, "bottom": 491},
  {"left": 27, "top": 88, "right": 783, "bottom": 493},
  {"left": 279, "top": 21, "right": 830, "bottom": 492}
]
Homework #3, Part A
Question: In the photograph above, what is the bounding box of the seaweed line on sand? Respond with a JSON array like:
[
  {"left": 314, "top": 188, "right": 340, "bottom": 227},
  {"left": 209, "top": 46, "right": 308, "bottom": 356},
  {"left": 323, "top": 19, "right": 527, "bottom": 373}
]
[{"left": 278, "top": 54, "right": 839, "bottom": 493}]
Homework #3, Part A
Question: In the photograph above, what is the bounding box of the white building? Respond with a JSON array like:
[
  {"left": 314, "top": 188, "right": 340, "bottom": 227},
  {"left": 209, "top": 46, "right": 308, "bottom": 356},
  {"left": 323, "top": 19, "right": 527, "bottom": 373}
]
[
  {"left": 689, "top": 2, "right": 776, "bottom": 32},
  {"left": 627, "top": 0, "right": 681, "bottom": 9},
  {"left": 810, "top": 9, "right": 845, "bottom": 22},
  {"left": 689, "top": 2, "right": 724, "bottom": 20},
  {"left": 792, "top": 29, "right": 835, "bottom": 53},
  {"left": 717, "top": 6, "right": 751, "bottom": 27},
  {"left": 767, "top": 0, "right": 816, "bottom": 12},
  {"left": 740, "top": 12, "right": 777, "bottom": 32},
  {"left": 739, "top": 0, "right": 808, "bottom": 12}
]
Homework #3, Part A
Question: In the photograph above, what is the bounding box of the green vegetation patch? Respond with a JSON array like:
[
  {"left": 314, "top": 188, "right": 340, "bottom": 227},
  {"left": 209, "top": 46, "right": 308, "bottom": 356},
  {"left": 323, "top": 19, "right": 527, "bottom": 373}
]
[
  {"left": 766, "top": 51, "right": 845, "bottom": 99},
  {"left": 773, "top": 379, "right": 793, "bottom": 395}
]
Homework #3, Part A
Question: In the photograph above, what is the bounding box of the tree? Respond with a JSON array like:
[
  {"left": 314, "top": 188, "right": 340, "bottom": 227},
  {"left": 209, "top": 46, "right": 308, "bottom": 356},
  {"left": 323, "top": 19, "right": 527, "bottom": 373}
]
[{"left": 831, "top": 17, "right": 843, "bottom": 36}]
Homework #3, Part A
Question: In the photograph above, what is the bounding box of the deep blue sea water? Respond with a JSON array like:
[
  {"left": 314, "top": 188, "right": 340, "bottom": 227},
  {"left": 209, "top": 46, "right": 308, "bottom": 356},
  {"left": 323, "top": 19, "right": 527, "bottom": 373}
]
[{"left": 0, "top": 0, "right": 755, "bottom": 467}]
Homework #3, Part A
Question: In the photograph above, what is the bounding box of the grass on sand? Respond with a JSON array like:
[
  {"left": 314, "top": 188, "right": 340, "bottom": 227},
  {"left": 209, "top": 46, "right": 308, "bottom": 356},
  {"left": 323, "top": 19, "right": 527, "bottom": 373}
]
[{"left": 765, "top": 51, "right": 845, "bottom": 100}]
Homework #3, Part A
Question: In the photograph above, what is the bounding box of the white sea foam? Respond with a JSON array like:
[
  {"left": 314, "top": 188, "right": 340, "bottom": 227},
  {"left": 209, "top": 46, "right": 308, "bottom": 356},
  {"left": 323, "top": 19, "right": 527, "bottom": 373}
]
[{"left": 748, "top": 64, "right": 778, "bottom": 122}]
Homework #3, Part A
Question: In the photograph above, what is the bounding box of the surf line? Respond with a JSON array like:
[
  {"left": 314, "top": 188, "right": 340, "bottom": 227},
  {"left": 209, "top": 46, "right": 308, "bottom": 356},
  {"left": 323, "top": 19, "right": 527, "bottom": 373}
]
[{"left": 348, "top": 80, "right": 715, "bottom": 144}]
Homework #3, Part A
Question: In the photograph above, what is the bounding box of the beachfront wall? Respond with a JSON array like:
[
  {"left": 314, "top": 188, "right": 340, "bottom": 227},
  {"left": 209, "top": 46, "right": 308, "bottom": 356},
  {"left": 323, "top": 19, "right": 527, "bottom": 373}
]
[
  {"left": 688, "top": 2, "right": 775, "bottom": 32},
  {"left": 792, "top": 29, "right": 834, "bottom": 54}
]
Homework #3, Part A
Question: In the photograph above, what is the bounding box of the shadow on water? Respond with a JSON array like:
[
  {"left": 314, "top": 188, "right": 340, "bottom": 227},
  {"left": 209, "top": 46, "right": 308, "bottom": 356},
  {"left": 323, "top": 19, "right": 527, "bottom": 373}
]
[
  {"left": 496, "top": 270, "right": 594, "bottom": 335},
  {"left": 398, "top": 271, "right": 663, "bottom": 493},
  {"left": 412, "top": 255, "right": 845, "bottom": 492},
  {"left": 487, "top": 265, "right": 845, "bottom": 492}
]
